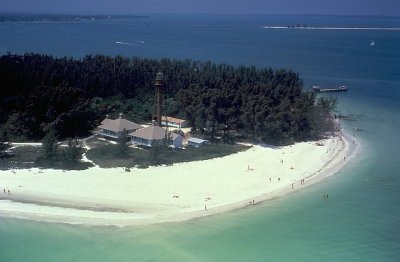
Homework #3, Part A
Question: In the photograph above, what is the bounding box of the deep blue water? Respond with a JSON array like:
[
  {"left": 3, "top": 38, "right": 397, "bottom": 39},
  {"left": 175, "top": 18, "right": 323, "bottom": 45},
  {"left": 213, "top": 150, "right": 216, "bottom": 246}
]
[{"left": 0, "top": 14, "right": 399, "bottom": 261}]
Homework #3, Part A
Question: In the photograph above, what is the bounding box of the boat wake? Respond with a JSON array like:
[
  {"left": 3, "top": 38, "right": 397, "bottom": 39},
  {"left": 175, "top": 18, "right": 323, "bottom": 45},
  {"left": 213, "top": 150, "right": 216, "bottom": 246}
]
[{"left": 115, "top": 40, "right": 144, "bottom": 46}]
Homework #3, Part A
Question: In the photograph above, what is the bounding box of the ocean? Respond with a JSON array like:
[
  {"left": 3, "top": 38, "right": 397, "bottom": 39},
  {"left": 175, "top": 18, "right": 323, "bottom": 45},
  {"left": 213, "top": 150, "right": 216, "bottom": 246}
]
[{"left": 1, "top": 14, "right": 399, "bottom": 261}]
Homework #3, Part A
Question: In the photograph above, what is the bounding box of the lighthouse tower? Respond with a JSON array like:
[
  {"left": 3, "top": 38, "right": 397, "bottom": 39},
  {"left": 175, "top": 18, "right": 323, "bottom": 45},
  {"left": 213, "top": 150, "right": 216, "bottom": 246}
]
[{"left": 152, "top": 72, "right": 165, "bottom": 126}]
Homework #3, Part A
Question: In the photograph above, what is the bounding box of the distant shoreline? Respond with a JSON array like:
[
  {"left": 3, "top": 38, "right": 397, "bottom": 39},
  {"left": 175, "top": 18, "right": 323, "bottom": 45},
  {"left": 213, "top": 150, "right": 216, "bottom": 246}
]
[
  {"left": 263, "top": 26, "right": 400, "bottom": 31},
  {"left": 0, "top": 14, "right": 148, "bottom": 23},
  {"left": 0, "top": 131, "right": 358, "bottom": 227}
]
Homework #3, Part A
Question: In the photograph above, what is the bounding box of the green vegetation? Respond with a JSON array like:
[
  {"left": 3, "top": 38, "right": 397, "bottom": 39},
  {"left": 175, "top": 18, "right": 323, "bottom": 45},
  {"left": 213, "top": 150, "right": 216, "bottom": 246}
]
[
  {"left": 34, "top": 128, "right": 90, "bottom": 169},
  {"left": 0, "top": 129, "right": 11, "bottom": 158},
  {"left": 86, "top": 143, "right": 250, "bottom": 169},
  {"left": 40, "top": 127, "right": 59, "bottom": 160},
  {"left": 308, "top": 95, "right": 340, "bottom": 138},
  {"left": 116, "top": 129, "right": 130, "bottom": 156},
  {"left": 0, "top": 53, "right": 341, "bottom": 170},
  {"left": 149, "top": 140, "right": 164, "bottom": 164},
  {"left": 63, "top": 139, "right": 83, "bottom": 161},
  {"left": 0, "top": 53, "right": 336, "bottom": 146},
  {"left": 0, "top": 145, "right": 91, "bottom": 170},
  {"left": 0, "top": 139, "right": 247, "bottom": 169},
  {"left": 0, "top": 146, "right": 40, "bottom": 170}
]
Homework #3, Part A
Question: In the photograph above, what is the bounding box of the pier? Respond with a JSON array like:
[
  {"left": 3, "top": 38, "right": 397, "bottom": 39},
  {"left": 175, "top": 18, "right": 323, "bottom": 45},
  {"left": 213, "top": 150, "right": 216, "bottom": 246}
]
[{"left": 311, "top": 85, "right": 348, "bottom": 93}]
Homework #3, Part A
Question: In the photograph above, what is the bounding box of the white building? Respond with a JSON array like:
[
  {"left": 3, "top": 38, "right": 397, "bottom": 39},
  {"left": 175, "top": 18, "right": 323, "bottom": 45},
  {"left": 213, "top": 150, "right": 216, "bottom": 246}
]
[
  {"left": 161, "top": 116, "right": 189, "bottom": 129},
  {"left": 129, "top": 125, "right": 183, "bottom": 149},
  {"left": 187, "top": 137, "right": 209, "bottom": 148},
  {"left": 98, "top": 114, "right": 142, "bottom": 139}
]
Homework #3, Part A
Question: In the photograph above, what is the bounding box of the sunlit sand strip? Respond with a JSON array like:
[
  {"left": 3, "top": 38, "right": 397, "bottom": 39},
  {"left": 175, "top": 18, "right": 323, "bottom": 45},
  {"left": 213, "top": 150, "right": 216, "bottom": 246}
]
[
  {"left": 0, "top": 131, "right": 358, "bottom": 227},
  {"left": 263, "top": 26, "right": 400, "bottom": 31}
]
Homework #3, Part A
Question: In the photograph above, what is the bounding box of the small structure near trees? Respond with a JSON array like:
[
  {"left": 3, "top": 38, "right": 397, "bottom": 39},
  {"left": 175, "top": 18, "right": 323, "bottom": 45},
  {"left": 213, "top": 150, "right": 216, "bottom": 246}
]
[
  {"left": 161, "top": 116, "right": 189, "bottom": 129},
  {"left": 187, "top": 137, "right": 209, "bottom": 148}
]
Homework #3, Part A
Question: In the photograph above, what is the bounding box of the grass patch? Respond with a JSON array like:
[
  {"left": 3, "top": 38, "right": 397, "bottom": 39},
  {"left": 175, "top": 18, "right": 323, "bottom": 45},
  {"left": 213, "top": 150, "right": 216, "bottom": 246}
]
[
  {"left": 0, "top": 146, "right": 39, "bottom": 170},
  {"left": 86, "top": 144, "right": 149, "bottom": 168},
  {"left": 0, "top": 146, "right": 92, "bottom": 170},
  {"left": 86, "top": 143, "right": 251, "bottom": 169},
  {"left": 35, "top": 156, "right": 93, "bottom": 170},
  {"left": 1, "top": 141, "right": 250, "bottom": 170}
]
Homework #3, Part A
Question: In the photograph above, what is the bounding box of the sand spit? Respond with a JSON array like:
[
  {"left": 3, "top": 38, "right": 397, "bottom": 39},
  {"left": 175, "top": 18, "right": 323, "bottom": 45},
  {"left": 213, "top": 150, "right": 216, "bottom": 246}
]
[{"left": 0, "top": 133, "right": 357, "bottom": 226}]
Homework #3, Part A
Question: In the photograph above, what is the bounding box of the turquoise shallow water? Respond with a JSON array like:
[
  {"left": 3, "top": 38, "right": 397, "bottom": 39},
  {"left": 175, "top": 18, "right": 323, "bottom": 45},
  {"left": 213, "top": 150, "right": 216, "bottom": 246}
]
[{"left": 1, "top": 15, "right": 400, "bottom": 261}]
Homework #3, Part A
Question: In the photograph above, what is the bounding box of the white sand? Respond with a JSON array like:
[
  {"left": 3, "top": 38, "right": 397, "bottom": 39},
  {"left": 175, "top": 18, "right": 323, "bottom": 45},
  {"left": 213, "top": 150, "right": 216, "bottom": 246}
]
[{"left": 0, "top": 133, "right": 357, "bottom": 226}]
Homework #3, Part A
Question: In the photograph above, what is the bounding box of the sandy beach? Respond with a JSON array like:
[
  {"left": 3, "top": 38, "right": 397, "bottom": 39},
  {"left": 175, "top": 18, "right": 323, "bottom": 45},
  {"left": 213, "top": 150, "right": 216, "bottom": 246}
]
[{"left": 0, "top": 132, "right": 358, "bottom": 226}]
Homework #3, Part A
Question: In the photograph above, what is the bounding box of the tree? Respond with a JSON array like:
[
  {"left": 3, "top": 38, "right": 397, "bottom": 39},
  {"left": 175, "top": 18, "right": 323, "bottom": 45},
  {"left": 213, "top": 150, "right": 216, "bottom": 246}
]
[
  {"left": 41, "top": 127, "right": 59, "bottom": 160},
  {"left": 307, "top": 103, "right": 336, "bottom": 139},
  {"left": 1, "top": 53, "right": 328, "bottom": 145},
  {"left": 117, "top": 129, "right": 129, "bottom": 156},
  {"left": 0, "top": 129, "right": 11, "bottom": 158},
  {"left": 317, "top": 95, "right": 337, "bottom": 113},
  {"left": 149, "top": 139, "right": 163, "bottom": 164},
  {"left": 63, "top": 138, "right": 82, "bottom": 161}
]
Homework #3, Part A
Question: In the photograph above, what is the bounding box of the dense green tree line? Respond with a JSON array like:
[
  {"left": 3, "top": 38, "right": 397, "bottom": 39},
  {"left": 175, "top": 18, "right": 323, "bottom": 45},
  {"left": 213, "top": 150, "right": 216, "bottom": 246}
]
[{"left": 0, "top": 53, "right": 335, "bottom": 145}]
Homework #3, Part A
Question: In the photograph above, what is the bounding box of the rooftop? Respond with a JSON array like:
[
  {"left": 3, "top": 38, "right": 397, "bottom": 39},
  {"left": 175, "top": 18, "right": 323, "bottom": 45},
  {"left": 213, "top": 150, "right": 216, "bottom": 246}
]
[
  {"left": 129, "top": 125, "right": 180, "bottom": 140},
  {"left": 162, "top": 116, "right": 186, "bottom": 124},
  {"left": 98, "top": 115, "right": 142, "bottom": 132},
  {"left": 187, "top": 137, "right": 208, "bottom": 144}
]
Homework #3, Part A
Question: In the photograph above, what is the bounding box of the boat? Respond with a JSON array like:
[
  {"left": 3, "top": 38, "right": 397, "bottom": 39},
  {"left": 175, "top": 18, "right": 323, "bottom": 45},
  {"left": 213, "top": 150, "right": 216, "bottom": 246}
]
[{"left": 370, "top": 40, "right": 375, "bottom": 46}]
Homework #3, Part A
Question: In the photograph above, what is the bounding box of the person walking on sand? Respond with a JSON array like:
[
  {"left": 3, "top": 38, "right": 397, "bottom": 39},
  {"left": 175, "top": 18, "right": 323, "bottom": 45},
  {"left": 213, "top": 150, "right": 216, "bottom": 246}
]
[
  {"left": 8, "top": 189, "right": 10, "bottom": 195},
  {"left": 3, "top": 188, "right": 5, "bottom": 194}
]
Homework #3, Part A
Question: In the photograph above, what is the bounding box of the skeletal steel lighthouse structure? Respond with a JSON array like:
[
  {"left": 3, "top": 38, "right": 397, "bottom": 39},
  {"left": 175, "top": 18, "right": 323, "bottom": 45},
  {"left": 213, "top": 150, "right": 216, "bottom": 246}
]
[{"left": 152, "top": 72, "right": 165, "bottom": 126}]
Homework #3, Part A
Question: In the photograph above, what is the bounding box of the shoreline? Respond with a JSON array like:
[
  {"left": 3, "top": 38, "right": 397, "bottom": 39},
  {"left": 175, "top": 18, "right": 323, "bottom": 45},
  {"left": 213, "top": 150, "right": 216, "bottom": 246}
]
[
  {"left": 263, "top": 26, "right": 400, "bottom": 31},
  {"left": 0, "top": 132, "right": 358, "bottom": 227}
]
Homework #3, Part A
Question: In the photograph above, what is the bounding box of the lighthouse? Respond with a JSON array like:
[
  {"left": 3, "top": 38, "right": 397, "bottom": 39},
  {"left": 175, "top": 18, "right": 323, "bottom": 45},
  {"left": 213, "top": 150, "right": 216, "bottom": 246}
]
[{"left": 152, "top": 72, "right": 165, "bottom": 126}]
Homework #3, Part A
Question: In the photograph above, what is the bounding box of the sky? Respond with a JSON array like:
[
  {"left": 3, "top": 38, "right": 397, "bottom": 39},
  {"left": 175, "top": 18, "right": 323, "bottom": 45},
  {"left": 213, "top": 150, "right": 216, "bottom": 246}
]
[{"left": 0, "top": 0, "right": 399, "bottom": 16}]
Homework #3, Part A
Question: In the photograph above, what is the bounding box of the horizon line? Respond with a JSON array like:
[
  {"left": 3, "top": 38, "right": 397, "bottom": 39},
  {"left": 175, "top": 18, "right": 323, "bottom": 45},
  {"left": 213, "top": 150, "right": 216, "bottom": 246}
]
[{"left": 1, "top": 12, "right": 399, "bottom": 18}]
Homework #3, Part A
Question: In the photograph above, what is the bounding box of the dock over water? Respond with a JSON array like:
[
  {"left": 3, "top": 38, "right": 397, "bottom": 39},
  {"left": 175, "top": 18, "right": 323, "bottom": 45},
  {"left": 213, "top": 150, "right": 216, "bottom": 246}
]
[{"left": 312, "top": 85, "right": 348, "bottom": 93}]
